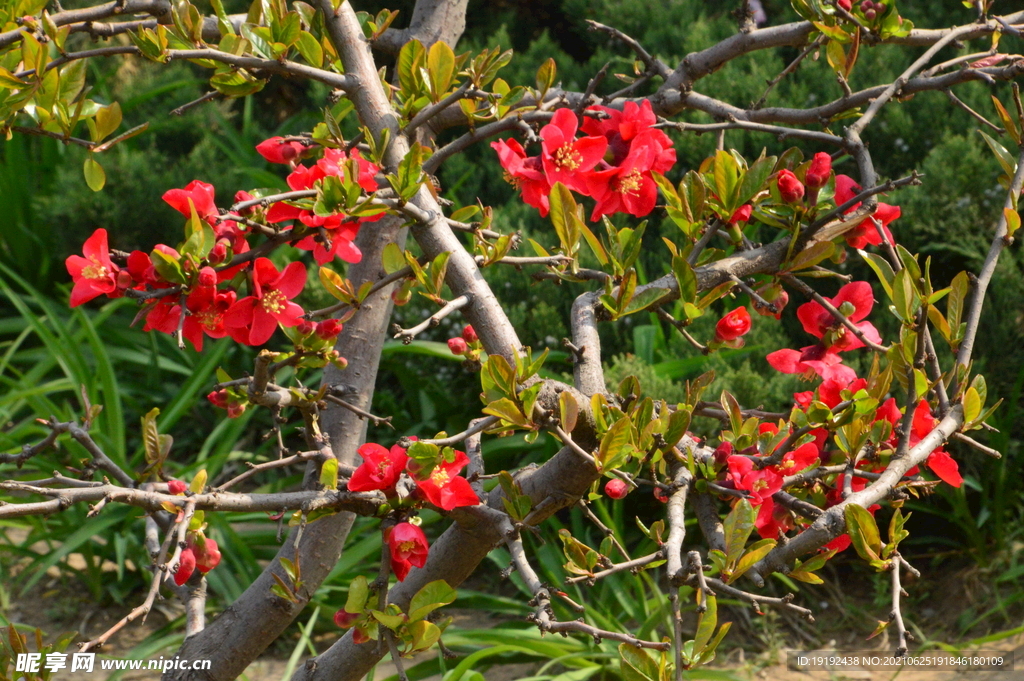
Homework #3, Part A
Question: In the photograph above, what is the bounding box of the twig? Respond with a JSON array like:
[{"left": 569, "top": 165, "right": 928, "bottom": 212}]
[
  {"left": 323, "top": 393, "right": 394, "bottom": 428},
  {"left": 392, "top": 294, "right": 471, "bottom": 343},
  {"left": 950, "top": 432, "right": 1001, "bottom": 458},
  {"left": 890, "top": 553, "right": 909, "bottom": 656},
  {"left": 753, "top": 35, "right": 825, "bottom": 110}
]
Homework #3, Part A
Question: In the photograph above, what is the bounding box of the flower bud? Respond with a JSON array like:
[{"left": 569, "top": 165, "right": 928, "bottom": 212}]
[
  {"left": 353, "top": 627, "right": 370, "bottom": 645},
  {"left": 864, "top": 7, "right": 876, "bottom": 19},
  {"left": 729, "top": 204, "right": 753, "bottom": 225},
  {"left": 208, "top": 241, "right": 229, "bottom": 265},
  {"left": 167, "top": 480, "right": 188, "bottom": 495},
  {"left": 462, "top": 324, "right": 478, "bottom": 343},
  {"left": 227, "top": 403, "right": 246, "bottom": 419},
  {"left": 653, "top": 487, "right": 669, "bottom": 503},
  {"left": 207, "top": 390, "right": 229, "bottom": 409},
  {"left": 174, "top": 548, "right": 196, "bottom": 586},
  {"left": 805, "top": 152, "right": 832, "bottom": 189},
  {"left": 333, "top": 610, "right": 359, "bottom": 628},
  {"left": 116, "top": 270, "right": 135, "bottom": 290},
  {"left": 713, "top": 441, "right": 734, "bottom": 467},
  {"left": 295, "top": 319, "right": 315, "bottom": 336},
  {"left": 391, "top": 286, "right": 412, "bottom": 306},
  {"left": 754, "top": 283, "right": 789, "bottom": 320},
  {"left": 197, "top": 266, "right": 217, "bottom": 288},
  {"left": 195, "top": 537, "right": 221, "bottom": 573},
  {"left": 714, "top": 307, "right": 752, "bottom": 342},
  {"left": 859, "top": 0, "right": 873, "bottom": 11},
  {"left": 315, "top": 319, "right": 343, "bottom": 340},
  {"left": 776, "top": 169, "right": 805, "bottom": 203},
  {"left": 234, "top": 190, "right": 256, "bottom": 216},
  {"left": 837, "top": 0, "right": 852, "bottom": 9},
  {"left": 448, "top": 337, "right": 468, "bottom": 355},
  {"left": 605, "top": 478, "right": 629, "bottom": 499}
]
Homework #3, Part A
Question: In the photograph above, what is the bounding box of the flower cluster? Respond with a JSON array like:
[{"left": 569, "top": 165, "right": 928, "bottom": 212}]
[
  {"left": 65, "top": 137, "right": 382, "bottom": 352},
  {"left": 492, "top": 100, "right": 676, "bottom": 220},
  {"left": 172, "top": 534, "right": 222, "bottom": 586},
  {"left": 346, "top": 439, "right": 480, "bottom": 580},
  {"left": 447, "top": 324, "right": 480, "bottom": 357}
]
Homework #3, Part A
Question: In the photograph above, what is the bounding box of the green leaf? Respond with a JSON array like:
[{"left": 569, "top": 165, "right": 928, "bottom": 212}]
[
  {"left": 737, "top": 155, "right": 775, "bottom": 206},
  {"left": 397, "top": 38, "right": 426, "bottom": 95},
  {"left": 319, "top": 458, "right": 339, "bottom": 490},
  {"left": 786, "top": 241, "right": 834, "bottom": 272},
  {"left": 427, "top": 40, "right": 456, "bottom": 100},
  {"left": 693, "top": 594, "right": 718, "bottom": 655},
  {"left": 296, "top": 30, "right": 323, "bottom": 67},
  {"left": 559, "top": 390, "right": 578, "bottom": 433},
  {"left": 483, "top": 397, "right": 529, "bottom": 427},
  {"left": 408, "top": 579, "right": 457, "bottom": 621},
  {"left": 190, "top": 469, "right": 208, "bottom": 494},
  {"left": 844, "top": 503, "right": 882, "bottom": 563},
  {"left": 535, "top": 57, "right": 556, "bottom": 96},
  {"left": 963, "top": 386, "right": 982, "bottom": 423},
  {"left": 619, "top": 642, "right": 660, "bottom": 681},
  {"left": 979, "top": 130, "right": 1017, "bottom": 179},
  {"left": 83, "top": 157, "right": 105, "bottom": 192},
  {"left": 723, "top": 498, "right": 756, "bottom": 563},
  {"left": 598, "top": 416, "right": 632, "bottom": 470},
  {"left": 859, "top": 249, "right": 895, "bottom": 299},
  {"left": 733, "top": 538, "right": 776, "bottom": 581},
  {"left": 548, "top": 182, "right": 581, "bottom": 258},
  {"left": 991, "top": 96, "right": 1021, "bottom": 146}
]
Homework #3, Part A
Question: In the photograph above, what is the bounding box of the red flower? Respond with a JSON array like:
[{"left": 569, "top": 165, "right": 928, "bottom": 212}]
[
  {"left": 586, "top": 132, "right": 660, "bottom": 220},
  {"left": 167, "top": 480, "right": 187, "bottom": 495},
  {"left": 194, "top": 537, "right": 221, "bottom": 573},
  {"left": 386, "top": 522, "right": 429, "bottom": 581},
  {"left": 223, "top": 258, "right": 307, "bottom": 346},
  {"left": 317, "top": 148, "right": 380, "bottom": 193},
  {"left": 581, "top": 100, "right": 675, "bottom": 172},
  {"left": 795, "top": 281, "right": 882, "bottom": 352},
  {"left": 413, "top": 450, "right": 480, "bottom": 510},
  {"left": 726, "top": 456, "right": 782, "bottom": 505},
  {"left": 163, "top": 180, "right": 217, "bottom": 221},
  {"left": 729, "top": 204, "right": 753, "bottom": 224},
  {"left": 462, "top": 325, "right": 478, "bottom": 343},
  {"left": 348, "top": 442, "right": 409, "bottom": 492},
  {"left": 804, "top": 152, "right": 832, "bottom": 189},
  {"left": 605, "top": 478, "right": 629, "bottom": 499},
  {"left": 837, "top": 0, "right": 852, "bottom": 9},
  {"left": 775, "top": 442, "right": 820, "bottom": 476},
  {"left": 448, "top": 337, "right": 468, "bottom": 355},
  {"left": 539, "top": 108, "right": 607, "bottom": 194},
  {"left": 256, "top": 137, "right": 306, "bottom": 164},
  {"left": 492, "top": 138, "right": 552, "bottom": 216},
  {"left": 66, "top": 229, "right": 119, "bottom": 307},
  {"left": 182, "top": 286, "right": 237, "bottom": 352},
  {"left": 777, "top": 169, "right": 805, "bottom": 203},
  {"left": 755, "top": 497, "right": 795, "bottom": 539},
  {"left": 766, "top": 345, "right": 857, "bottom": 383},
  {"left": 714, "top": 306, "right": 752, "bottom": 342},
  {"left": 834, "top": 174, "right": 901, "bottom": 249},
  {"left": 174, "top": 548, "right": 196, "bottom": 586},
  {"left": 910, "top": 400, "right": 962, "bottom": 487},
  {"left": 315, "top": 319, "right": 343, "bottom": 340},
  {"left": 818, "top": 377, "right": 866, "bottom": 408}
]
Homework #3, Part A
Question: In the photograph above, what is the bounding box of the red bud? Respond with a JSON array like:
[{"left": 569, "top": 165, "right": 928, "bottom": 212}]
[
  {"left": 448, "top": 337, "right": 468, "bottom": 355},
  {"left": 167, "top": 480, "right": 188, "bottom": 495},
  {"left": 604, "top": 478, "right": 629, "bottom": 499},
  {"left": 315, "top": 319, "right": 343, "bottom": 340},
  {"left": 462, "top": 324, "right": 478, "bottom": 343}
]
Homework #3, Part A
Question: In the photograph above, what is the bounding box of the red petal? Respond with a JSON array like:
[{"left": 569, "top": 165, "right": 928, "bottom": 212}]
[
  {"left": 926, "top": 449, "right": 962, "bottom": 487},
  {"left": 832, "top": 281, "right": 874, "bottom": 321},
  {"left": 273, "top": 261, "right": 307, "bottom": 299},
  {"left": 766, "top": 348, "right": 803, "bottom": 374}
]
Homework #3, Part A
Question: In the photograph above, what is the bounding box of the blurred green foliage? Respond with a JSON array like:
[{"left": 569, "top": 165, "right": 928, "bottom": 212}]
[{"left": 0, "top": 0, "right": 1022, "bottom": 670}]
